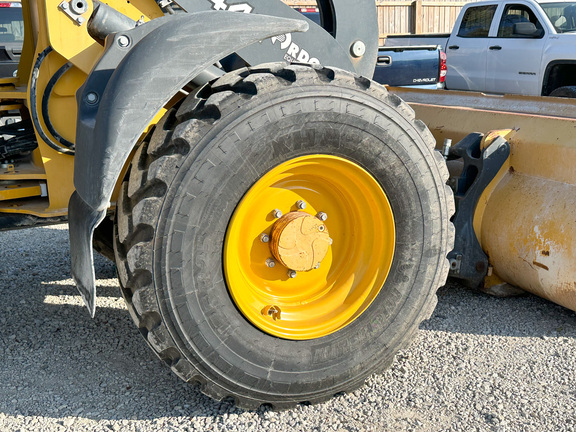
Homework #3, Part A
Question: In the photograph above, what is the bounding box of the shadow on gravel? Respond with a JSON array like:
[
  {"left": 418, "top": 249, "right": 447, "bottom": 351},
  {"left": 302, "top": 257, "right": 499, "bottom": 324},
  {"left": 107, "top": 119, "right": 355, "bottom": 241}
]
[
  {"left": 0, "top": 226, "right": 249, "bottom": 422},
  {"left": 423, "top": 282, "right": 576, "bottom": 338},
  {"left": 1, "top": 225, "right": 575, "bottom": 425}
]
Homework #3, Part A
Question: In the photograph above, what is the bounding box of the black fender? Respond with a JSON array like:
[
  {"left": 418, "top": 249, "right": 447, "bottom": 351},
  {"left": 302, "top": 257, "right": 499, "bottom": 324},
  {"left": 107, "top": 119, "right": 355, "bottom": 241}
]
[
  {"left": 70, "top": 11, "right": 308, "bottom": 316},
  {"left": 176, "top": 0, "right": 379, "bottom": 78}
]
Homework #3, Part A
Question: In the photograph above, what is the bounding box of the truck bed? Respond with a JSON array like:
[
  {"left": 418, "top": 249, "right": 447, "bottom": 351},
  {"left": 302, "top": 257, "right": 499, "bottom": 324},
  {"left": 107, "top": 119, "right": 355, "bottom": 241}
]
[{"left": 384, "top": 34, "right": 450, "bottom": 49}]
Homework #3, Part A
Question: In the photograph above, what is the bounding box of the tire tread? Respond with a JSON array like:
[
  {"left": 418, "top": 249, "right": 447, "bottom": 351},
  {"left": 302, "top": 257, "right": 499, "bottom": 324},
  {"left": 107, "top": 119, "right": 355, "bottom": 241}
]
[{"left": 114, "top": 64, "right": 455, "bottom": 410}]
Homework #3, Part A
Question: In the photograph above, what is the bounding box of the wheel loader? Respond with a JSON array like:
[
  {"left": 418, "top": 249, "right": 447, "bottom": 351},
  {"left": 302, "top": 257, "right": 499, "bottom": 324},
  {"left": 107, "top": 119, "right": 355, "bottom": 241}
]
[{"left": 0, "top": 0, "right": 570, "bottom": 410}]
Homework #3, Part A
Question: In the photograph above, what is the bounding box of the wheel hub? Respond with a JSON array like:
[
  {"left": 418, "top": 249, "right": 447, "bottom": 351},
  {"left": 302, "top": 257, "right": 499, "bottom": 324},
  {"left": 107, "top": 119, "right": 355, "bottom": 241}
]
[
  {"left": 269, "top": 211, "right": 332, "bottom": 272},
  {"left": 223, "top": 155, "right": 395, "bottom": 340}
]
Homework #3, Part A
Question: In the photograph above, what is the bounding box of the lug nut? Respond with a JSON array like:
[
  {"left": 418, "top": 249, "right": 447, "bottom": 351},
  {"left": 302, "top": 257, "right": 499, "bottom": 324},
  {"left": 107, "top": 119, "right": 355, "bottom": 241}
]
[
  {"left": 260, "top": 233, "right": 270, "bottom": 243},
  {"left": 263, "top": 305, "right": 281, "bottom": 320},
  {"left": 316, "top": 212, "right": 328, "bottom": 221},
  {"left": 288, "top": 270, "right": 297, "bottom": 279},
  {"left": 314, "top": 263, "right": 320, "bottom": 270},
  {"left": 265, "top": 258, "right": 276, "bottom": 268},
  {"left": 273, "top": 209, "right": 283, "bottom": 219},
  {"left": 296, "top": 200, "right": 307, "bottom": 210}
]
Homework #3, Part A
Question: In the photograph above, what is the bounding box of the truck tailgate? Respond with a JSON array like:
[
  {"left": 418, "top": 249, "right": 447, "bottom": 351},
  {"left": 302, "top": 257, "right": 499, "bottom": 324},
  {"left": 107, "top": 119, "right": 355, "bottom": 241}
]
[{"left": 374, "top": 46, "right": 440, "bottom": 87}]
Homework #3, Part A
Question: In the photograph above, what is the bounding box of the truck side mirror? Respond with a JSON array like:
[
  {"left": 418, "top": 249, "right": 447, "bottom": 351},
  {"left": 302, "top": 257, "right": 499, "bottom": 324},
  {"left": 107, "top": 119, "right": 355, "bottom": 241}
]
[{"left": 514, "top": 22, "right": 544, "bottom": 37}]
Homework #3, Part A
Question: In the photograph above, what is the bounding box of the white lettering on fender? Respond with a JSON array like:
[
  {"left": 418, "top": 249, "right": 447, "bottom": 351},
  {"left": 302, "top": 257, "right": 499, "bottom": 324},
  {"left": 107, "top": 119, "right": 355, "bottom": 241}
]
[
  {"left": 209, "top": 0, "right": 321, "bottom": 65},
  {"left": 271, "top": 33, "right": 320, "bottom": 65},
  {"left": 209, "top": 0, "right": 228, "bottom": 10},
  {"left": 297, "top": 49, "right": 310, "bottom": 63},
  {"left": 209, "top": 0, "right": 252, "bottom": 13},
  {"left": 228, "top": 3, "right": 253, "bottom": 13},
  {"left": 286, "top": 41, "right": 300, "bottom": 58},
  {"left": 271, "top": 33, "right": 292, "bottom": 50}
]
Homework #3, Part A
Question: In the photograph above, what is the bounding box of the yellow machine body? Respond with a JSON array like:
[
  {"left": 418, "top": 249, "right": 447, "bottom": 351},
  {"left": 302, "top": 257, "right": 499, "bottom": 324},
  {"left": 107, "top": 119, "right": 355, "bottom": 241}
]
[{"left": 0, "top": 0, "right": 163, "bottom": 216}]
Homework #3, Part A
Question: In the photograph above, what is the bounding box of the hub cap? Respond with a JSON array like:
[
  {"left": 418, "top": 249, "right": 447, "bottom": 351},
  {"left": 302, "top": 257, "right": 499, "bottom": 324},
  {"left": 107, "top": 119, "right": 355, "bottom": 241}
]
[{"left": 270, "top": 211, "right": 332, "bottom": 272}]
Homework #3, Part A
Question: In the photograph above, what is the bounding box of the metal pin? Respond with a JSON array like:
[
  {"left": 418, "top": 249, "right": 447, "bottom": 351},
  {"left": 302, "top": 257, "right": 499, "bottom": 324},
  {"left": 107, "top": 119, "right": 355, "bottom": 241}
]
[
  {"left": 117, "top": 35, "right": 130, "bottom": 47},
  {"left": 273, "top": 209, "right": 283, "bottom": 219},
  {"left": 263, "top": 305, "right": 281, "bottom": 320},
  {"left": 316, "top": 212, "right": 328, "bottom": 221},
  {"left": 296, "top": 200, "right": 307, "bottom": 210},
  {"left": 265, "top": 258, "right": 276, "bottom": 268},
  {"left": 85, "top": 92, "right": 99, "bottom": 105},
  {"left": 288, "top": 270, "right": 297, "bottom": 279},
  {"left": 351, "top": 40, "right": 366, "bottom": 58},
  {"left": 260, "top": 233, "right": 270, "bottom": 243}
]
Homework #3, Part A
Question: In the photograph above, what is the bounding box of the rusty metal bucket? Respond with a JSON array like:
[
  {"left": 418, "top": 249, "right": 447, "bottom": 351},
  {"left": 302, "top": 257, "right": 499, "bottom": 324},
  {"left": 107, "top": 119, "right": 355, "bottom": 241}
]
[{"left": 390, "top": 88, "right": 576, "bottom": 311}]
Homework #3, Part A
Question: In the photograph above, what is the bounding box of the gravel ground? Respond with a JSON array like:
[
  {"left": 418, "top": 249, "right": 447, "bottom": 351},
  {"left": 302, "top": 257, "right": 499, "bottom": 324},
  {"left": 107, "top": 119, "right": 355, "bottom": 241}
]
[{"left": 1, "top": 224, "right": 575, "bottom": 431}]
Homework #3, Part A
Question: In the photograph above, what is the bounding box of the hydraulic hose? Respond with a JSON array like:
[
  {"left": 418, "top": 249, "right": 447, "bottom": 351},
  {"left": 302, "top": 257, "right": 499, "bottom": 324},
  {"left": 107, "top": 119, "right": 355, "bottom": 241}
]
[
  {"left": 30, "top": 47, "right": 75, "bottom": 155},
  {"left": 41, "top": 61, "right": 75, "bottom": 149}
]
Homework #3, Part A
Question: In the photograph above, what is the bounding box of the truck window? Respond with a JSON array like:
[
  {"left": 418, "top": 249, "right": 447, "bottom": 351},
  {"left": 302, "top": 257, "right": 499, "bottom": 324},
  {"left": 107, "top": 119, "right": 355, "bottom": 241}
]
[
  {"left": 540, "top": 2, "right": 576, "bottom": 33},
  {"left": 457, "top": 5, "right": 498, "bottom": 37},
  {"left": 497, "top": 4, "right": 543, "bottom": 37},
  {"left": 0, "top": 5, "right": 23, "bottom": 43}
]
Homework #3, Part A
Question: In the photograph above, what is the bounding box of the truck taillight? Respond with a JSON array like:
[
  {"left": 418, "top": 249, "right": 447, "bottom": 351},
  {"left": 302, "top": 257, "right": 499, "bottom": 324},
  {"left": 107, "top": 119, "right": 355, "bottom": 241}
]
[
  {"left": 297, "top": 7, "right": 319, "bottom": 12},
  {"left": 439, "top": 51, "right": 447, "bottom": 83}
]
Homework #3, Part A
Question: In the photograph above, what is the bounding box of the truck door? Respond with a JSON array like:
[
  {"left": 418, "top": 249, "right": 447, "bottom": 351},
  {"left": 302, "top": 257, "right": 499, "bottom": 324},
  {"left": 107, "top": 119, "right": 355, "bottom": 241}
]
[
  {"left": 445, "top": 4, "right": 499, "bottom": 91},
  {"left": 485, "top": 3, "right": 547, "bottom": 95}
]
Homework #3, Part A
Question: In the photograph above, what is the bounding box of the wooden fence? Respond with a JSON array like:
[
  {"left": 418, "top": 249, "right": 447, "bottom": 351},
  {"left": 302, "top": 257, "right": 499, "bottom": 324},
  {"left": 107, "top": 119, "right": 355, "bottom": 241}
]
[
  {"left": 376, "top": 0, "right": 467, "bottom": 36},
  {"left": 283, "top": 0, "right": 473, "bottom": 44}
]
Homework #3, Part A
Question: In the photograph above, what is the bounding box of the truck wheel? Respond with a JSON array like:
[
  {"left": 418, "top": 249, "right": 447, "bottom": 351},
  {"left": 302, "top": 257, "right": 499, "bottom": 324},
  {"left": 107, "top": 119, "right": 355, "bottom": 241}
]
[
  {"left": 549, "top": 86, "right": 576, "bottom": 98},
  {"left": 114, "top": 64, "right": 454, "bottom": 409}
]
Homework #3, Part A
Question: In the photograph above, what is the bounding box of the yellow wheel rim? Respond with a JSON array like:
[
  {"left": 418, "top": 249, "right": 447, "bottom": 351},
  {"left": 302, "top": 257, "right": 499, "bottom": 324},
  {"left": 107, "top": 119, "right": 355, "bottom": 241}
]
[{"left": 224, "top": 155, "right": 395, "bottom": 340}]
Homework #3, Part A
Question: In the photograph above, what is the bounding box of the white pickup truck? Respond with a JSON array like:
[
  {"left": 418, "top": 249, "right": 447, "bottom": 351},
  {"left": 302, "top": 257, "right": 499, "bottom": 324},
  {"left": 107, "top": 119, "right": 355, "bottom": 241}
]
[{"left": 386, "top": 0, "right": 576, "bottom": 97}]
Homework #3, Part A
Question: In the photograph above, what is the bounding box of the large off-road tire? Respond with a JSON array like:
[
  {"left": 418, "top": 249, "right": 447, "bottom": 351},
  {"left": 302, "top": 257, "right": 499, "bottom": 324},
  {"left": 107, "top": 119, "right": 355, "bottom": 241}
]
[{"left": 114, "top": 63, "right": 454, "bottom": 409}]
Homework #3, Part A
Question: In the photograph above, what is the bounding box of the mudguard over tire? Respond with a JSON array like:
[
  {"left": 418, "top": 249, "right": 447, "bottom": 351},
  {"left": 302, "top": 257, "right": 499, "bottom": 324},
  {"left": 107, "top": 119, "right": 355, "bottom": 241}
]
[{"left": 114, "top": 63, "right": 454, "bottom": 409}]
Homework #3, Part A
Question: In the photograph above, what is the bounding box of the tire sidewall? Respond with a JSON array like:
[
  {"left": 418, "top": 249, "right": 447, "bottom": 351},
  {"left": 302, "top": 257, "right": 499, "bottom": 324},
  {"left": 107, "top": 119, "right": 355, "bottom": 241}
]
[{"left": 153, "top": 82, "right": 445, "bottom": 400}]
